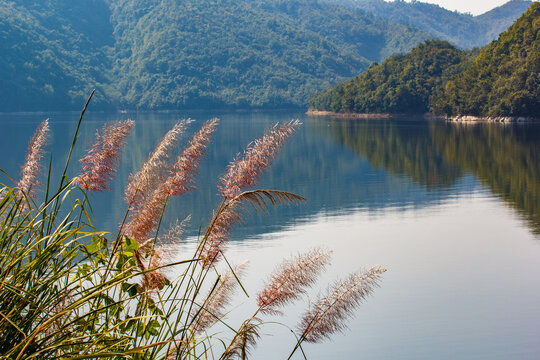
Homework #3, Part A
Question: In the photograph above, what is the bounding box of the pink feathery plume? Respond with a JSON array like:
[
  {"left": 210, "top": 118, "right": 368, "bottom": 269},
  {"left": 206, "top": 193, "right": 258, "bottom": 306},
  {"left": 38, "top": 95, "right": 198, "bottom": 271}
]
[
  {"left": 199, "top": 120, "right": 300, "bottom": 269},
  {"left": 124, "top": 119, "right": 218, "bottom": 244},
  {"left": 199, "top": 202, "right": 241, "bottom": 269},
  {"left": 125, "top": 120, "right": 191, "bottom": 208},
  {"left": 75, "top": 120, "right": 134, "bottom": 192},
  {"left": 192, "top": 260, "right": 249, "bottom": 334},
  {"left": 123, "top": 183, "right": 169, "bottom": 243},
  {"left": 17, "top": 119, "right": 49, "bottom": 200},
  {"left": 160, "top": 215, "right": 191, "bottom": 244},
  {"left": 297, "top": 266, "right": 386, "bottom": 343},
  {"left": 141, "top": 247, "right": 170, "bottom": 292},
  {"left": 257, "top": 247, "right": 331, "bottom": 315},
  {"left": 167, "top": 118, "right": 219, "bottom": 196},
  {"left": 219, "top": 120, "right": 300, "bottom": 199}
]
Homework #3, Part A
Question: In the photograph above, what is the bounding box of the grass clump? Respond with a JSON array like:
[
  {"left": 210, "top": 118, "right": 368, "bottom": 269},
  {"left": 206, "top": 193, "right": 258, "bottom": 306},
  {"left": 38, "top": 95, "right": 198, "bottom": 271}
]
[{"left": 0, "top": 92, "right": 385, "bottom": 359}]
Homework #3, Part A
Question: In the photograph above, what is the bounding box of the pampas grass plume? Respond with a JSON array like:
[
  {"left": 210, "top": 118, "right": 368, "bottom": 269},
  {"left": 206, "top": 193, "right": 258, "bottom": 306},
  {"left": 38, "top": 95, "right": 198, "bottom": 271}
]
[
  {"left": 17, "top": 119, "right": 49, "bottom": 199},
  {"left": 168, "top": 118, "right": 219, "bottom": 196},
  {"left": 298, "top": 266, "right": 386, "bottom": 343},
  {"left": 219, "top": 120, "right": 300, "bottom": 199},
  {"left": 257, "top": 247, "right": 331, "bottom": 315},
  {"left": 124, "top": 119, "right": 218, "bottom": 243},
  {"left": 125, "top": 119, "right": 190, "bottom": 207},
  {"left": 76, "top": 120, "right": 134, "bottom": 191}
]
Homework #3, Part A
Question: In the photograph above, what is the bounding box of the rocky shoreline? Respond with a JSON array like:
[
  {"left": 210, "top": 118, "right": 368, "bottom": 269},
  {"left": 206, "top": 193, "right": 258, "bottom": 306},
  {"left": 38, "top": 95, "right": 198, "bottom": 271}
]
[
  {"left": 307, "top": 110, "right": 539, "bottom": 123},
  {"left": 445, "top": 115, "right": 539, "bottom": 123}
]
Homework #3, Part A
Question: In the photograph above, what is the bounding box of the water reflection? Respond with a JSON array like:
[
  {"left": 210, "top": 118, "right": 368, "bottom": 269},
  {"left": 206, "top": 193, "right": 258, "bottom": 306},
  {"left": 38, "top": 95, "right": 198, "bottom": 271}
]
[
  {"left": 318, "top": 117, "right": 463, "bottom": 187},
  {"left": 1, "top": 112, "right": 539, "bottom": 237},
  {"left": 2, "top": 111, "right": 540, "bottom": 358},
  {"left": 320, "top": 116, "right": 540, "bottom": 234},
  {"left": 433, "top": 123, "right": 540, "bottom": 234}
]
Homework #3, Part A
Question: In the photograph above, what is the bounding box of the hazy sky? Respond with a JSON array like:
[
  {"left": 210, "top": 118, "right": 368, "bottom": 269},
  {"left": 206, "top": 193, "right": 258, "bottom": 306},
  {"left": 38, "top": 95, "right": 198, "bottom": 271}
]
[{"left": 398, "top": 0, "right": 520, "bottom": 15}]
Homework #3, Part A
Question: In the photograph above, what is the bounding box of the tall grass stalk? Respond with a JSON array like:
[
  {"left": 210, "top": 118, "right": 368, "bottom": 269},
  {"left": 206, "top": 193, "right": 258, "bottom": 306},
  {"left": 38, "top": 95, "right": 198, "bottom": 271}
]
[{"left": 0, "top": 93, "right": 385, "bottom": 359}]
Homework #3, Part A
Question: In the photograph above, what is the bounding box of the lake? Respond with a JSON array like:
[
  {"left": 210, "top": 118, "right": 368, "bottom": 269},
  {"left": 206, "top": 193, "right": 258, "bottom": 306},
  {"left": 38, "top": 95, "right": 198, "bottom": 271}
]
[{"left": 1, "top": 110, "right": 540, "bottom": 359}]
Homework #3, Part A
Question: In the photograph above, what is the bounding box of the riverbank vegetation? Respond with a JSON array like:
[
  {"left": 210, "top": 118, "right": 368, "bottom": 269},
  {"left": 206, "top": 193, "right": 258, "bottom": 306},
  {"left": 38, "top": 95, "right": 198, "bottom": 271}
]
[
  {"left": 0, "top": 94, "right": 385, "bottom": 359},
  {"left": 308, "top": 2, "right": 539, "bottom": 119},
  {"left": 307, "top": 40, "right": 473, "bottom": 114},
  {"left": 431, "top": 2, "right": 539, "bottom": 117}
]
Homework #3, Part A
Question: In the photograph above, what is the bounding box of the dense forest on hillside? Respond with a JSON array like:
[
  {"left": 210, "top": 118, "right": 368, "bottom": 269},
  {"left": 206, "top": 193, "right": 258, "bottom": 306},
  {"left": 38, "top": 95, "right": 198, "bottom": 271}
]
[
  {"left": 0, "top": 0, "right": 430, "bottom": 111},
  {"left": 307, "top": 40, "right": 474, "bottom": 114},
  {"left": 0, "top": 0, "right": 114, "bottom": 110},
  {"left": 310, "top": 2, "right": 539, "bottom": 118},
  {"left": 251, "top": 0, "right": 429, "bottom": 61},
  {"left": 432, "top": 2, "right": 540, "bottom": 117},
  {"left": 108, "top": 0, "right": 430, "bottom": 109},
  {"left": 0, "top": 0, "right": 532, "bottom": 112},
  {"left": 0, "top": 0, "right": 533, "bottom": 112},
  {"left": 331, "top": 0, "right": 533, "bottom": 48}
]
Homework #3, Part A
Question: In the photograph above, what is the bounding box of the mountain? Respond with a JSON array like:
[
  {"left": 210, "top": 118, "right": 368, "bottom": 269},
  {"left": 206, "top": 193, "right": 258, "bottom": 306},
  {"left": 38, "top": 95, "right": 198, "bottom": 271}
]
[
  {"left": 0, "top": 0, "right": 429, "bottom": 111},
  {"left": 249, "top": 0, "right": 429, "bottom": 62},
  {"left": 307, "top": 40, "right": 474, "bottom": 114},
  {"left": 329, "top": 0, "right": 533, "bottom": 49},
  {"left": 0, "top": 0, "right": 114, "bottom": 110},
  {"left": 432, "top": 3, "right": 539, "bottom": 117},
  {"left": 108, "top": 0, "right": 430, "bottom": 109}
]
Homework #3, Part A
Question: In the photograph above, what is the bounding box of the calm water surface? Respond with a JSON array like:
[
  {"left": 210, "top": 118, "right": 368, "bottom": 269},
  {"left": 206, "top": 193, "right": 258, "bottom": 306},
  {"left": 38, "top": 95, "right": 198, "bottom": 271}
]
[{"left": 1, "top": 111, "right": 540, "bottom": 359}]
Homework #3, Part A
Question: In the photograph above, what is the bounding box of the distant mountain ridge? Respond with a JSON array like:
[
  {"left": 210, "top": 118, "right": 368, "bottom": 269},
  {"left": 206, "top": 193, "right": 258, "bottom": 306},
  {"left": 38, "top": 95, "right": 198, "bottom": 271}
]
[
  {"left": 308, "top": 2, "right": 540, "bottom": 118},
  {"left": 108, "top": 0, "right": 430, "bottom": 109},
  {"left": 1, "top": 0, "right": 431, "bottom": 111},
  {"left": 0, "top": 0, "right": 533, "bottom": 111},
  {"left": 329, "top": 0, "right": 534, "bottom": 49},
  {"left": 432, "top": 2, "right": 540, "bottom": 117}
]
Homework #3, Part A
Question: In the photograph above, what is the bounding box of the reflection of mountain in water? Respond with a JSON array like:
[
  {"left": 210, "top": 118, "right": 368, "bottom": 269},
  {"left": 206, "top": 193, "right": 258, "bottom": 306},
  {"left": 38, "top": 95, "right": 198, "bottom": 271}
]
[
  {"left": 320, "top": 117, "right": 463, "bottom": 187},
  {"left": 1, "top": 112, "right": 477, "bottom": 243},
  {"left": 154, "top": 115, "right": 479, "bottom": 240},
  {"left": 322, "top": 117, "right": 540, "bottom": 234},
  {"left": 433, "top": 123, "right": 540, "bottom": 234}
]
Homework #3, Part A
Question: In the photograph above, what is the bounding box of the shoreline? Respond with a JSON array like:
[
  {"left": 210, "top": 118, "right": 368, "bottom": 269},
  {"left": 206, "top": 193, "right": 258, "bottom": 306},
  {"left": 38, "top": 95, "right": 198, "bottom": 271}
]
[
  {"left": 444, "top": 115, "right": 539, "bottom": 123},
  {"left": 306, "top": 110, "right": 392, "bottom": 118},
  {"left": 0, "top": 107, "right": 305, "bottom": 116},
  {"left": 306, "top": 110, "right": 539, "bottom": 123}
]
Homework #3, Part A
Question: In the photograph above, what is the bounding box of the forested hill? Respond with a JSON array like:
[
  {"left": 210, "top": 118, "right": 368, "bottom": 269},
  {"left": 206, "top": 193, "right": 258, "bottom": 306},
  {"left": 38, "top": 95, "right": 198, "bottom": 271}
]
[
  {"left": 432, "top": 2, "right": 540, "bottom": 117},
  {"left": 109, "top": 0, "right": 429, "bottom": 110},
  {"left": 331, "top": 0, "right": 533, "bottom": 49},
  {"left": 0, "top": 0, "right": 115, "bottom": 110},
  {"left": 308, "top": 2, "right": 539, "bottom": 118},
  {"left": 307, "top": 40, "right": 474, "bottom": 114},
  {"left": 0, "top": 0, "right": 429, "bottom": 111}
]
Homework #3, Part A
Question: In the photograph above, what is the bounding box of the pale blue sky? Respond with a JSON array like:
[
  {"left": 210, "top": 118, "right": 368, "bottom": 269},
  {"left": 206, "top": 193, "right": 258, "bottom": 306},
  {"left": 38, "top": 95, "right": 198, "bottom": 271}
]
[{"left": 395, "top": 0, "right": 529, "bottom": 15}]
